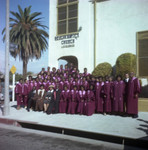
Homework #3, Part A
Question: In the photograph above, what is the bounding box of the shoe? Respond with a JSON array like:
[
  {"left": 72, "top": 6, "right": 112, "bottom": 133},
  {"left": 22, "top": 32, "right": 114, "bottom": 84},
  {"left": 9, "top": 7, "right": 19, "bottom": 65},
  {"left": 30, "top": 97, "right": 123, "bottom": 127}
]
[
  {"left": 132, "top": 114, "right": 138, "bottom": 118},
  {"left": 27, "top": 108, "right": 30, "bottom": 112},
  {"left": 17, "top": 106, "right": 21, "bottom": 110},
  {"left": 103, "top": 113, "right": 106, "bottom": 116}
]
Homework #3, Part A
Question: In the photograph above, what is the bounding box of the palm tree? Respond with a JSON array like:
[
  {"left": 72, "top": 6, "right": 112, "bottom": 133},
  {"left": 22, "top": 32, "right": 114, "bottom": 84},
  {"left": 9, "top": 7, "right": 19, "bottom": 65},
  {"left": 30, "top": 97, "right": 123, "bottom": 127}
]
[{"left": 2, "top": 5, "right": 49, "bottom": 79}]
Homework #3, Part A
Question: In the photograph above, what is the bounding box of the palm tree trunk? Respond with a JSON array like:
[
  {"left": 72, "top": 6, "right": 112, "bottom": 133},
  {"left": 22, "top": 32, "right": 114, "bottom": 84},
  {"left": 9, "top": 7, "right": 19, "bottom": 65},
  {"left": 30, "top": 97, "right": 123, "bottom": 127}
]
[{"left": 23, "top": 60, "right": 27, "bottom": 79}]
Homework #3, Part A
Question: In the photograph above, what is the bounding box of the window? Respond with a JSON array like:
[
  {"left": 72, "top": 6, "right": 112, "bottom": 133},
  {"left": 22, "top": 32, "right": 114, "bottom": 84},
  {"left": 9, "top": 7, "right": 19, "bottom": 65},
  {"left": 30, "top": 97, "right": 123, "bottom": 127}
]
[
  {"left": 57, "top": 0, "right": 78, "bottom": 35},
  {"left": 137, "top": 31, "right": 148, "bottom": 77}
]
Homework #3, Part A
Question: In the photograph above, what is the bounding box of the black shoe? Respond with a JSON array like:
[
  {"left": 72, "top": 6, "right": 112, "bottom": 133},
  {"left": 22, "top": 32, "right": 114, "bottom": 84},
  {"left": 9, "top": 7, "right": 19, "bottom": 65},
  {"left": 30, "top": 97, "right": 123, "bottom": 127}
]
[
  {"left": 132, "top": 114, "right": 138, "bottom": 118},
  {"left": 27, "top": 108, "right": 30, "bottom": 112}
]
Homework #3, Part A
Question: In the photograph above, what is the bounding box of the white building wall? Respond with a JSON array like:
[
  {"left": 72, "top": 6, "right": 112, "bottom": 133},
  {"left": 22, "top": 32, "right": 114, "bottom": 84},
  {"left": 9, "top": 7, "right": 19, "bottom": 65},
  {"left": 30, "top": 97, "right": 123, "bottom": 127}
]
[
  {"left": 49, "top": 0, "right": 148, "bottom": 73},
  {"left": 49, "top": 0, "right": 94, "bottom": 73},
  {"left": 96, "top": 0, "right": 148, "bottom": 67}
]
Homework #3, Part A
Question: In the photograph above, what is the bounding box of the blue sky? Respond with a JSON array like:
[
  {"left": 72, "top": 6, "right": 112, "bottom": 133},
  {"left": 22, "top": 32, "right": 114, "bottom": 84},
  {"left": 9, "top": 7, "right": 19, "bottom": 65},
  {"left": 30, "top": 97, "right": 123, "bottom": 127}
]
[{"left": 0, "top": 0, "right": 49, "bottom": 74}]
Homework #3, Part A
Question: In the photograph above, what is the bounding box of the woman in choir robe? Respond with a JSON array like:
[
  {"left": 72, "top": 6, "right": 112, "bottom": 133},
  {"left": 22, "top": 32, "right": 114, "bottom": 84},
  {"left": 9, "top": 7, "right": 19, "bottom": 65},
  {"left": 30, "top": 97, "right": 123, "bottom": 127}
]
[
  {"left": 35, "top": 85, "right": 46, "bottom": 111},
  {"left": 112, "top": 75, "right": 125, "bottom": 114},
  {"left": 59, "top": 78, "right": 65, "bottom": 91},
  {"left": 42, "top": 78, "right": 48, "bottom": 91},
  {"left": 59, "top": 86, "right": 70, "bottom": 113},
  {"left": 22, "top": 79, "right": 29, "bottom": 108},
  {"left": 77, "top": 86, "right": 86, "bottom": 115},
  {"left": 95, "top": 76, "right": 104, "bottom": 113},
  {"left": 85, "top": 85, "right": 95, "bottom": 116},
  {"left": 67, "top": 86, "right": 78, "bottom": 114},
  {"left": 15, "top": 78, "right": 23, "bottom": 110},
  {"left": 126, "top": 72, "right": 141, "bottom": 118},
  {"left": 102, "top": 76, "right": 112, "bottom": 115},
  {"left": 80, "top": 77, "right": 89, "bottom": 91}
]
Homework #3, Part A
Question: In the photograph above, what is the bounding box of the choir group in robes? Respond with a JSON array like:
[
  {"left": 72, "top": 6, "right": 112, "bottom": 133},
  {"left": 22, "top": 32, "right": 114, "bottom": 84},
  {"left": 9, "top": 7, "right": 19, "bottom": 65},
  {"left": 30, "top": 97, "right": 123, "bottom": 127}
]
[{"left": 15, "top": 64, "right": 141, "bottom": 118}]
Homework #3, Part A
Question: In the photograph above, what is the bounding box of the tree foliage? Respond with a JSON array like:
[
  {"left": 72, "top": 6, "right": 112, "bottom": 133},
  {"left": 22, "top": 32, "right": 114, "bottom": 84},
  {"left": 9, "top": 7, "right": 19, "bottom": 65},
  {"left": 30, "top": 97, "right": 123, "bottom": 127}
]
[
  {"left": 116, "top": 53, "right": 136, "bottom": 78},
  {"left": 92, "top": 62, "right": 112, "bottom": 77},
  {"left": 2, "top": 5, "right": 49, "bottom": 79}
]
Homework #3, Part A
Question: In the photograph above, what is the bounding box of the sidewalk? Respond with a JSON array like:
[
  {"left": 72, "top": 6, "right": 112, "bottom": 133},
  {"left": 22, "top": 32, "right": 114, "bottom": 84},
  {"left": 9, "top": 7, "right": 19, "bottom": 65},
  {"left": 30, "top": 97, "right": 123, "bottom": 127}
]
[{"left": 0, "top": 101, "right": 148, "bottom": 148}]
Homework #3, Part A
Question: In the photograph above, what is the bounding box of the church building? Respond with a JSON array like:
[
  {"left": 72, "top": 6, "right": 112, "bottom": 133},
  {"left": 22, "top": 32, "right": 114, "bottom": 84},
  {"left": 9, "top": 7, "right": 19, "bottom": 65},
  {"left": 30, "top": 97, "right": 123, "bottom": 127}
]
[{"left": 49, "top": 0, "right": 148, "bottom": 85}]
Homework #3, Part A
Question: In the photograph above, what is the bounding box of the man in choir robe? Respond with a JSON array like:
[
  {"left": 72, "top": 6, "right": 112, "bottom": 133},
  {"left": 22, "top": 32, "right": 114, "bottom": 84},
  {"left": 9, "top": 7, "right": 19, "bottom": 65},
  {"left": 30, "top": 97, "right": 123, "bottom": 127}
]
[
  {"left": 83, "top": 68, "right": 90, "bottom": 77},
  {"left": 59, "top": 86, "right": 70, "bottom": 113},
  {"left": 123, "top": 73, "right": 129, "bottom": 113},
  {"left": 15, "top": 78, "right": 23, "bottom": 110},
  {"left": 77, "top": 86, "right": 86, "bottom": 115},
  {"left": 112, "top": 75, "right": 125, "bottom": 114},
  {"left": 95, "top": 76, "right": 104, "bottom": 113},
  {"left": 28, "top": 76, "right": 33, "bottom": 93},
  {"left": 126, "top": 72, "right": 141, "bottom": 118},
  {"left": 102, "top": 76, "right": 112, "bottom": 115},
  {"left": 67, "top": 86, "right": 78, "bottom": 114},
  {"left": 22, "top": 79, "right": 29, "bottom": 108},
  {"left": 35, "top": 85, "right": 46, "bottom": 111},
  {"left": 85, "top": 85, "right": 95, "bottom": 116}
]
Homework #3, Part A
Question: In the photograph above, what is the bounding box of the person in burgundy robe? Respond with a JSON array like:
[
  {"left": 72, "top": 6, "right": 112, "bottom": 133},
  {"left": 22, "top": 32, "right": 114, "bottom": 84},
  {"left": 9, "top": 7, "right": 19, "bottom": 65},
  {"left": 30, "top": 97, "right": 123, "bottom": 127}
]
[
  {"left": 85, "top": 85, "right": 95, "bottom": 116},
  {"left": 95, "top": 76, "right": 104, "bottom": 113},
  {"left": 80, "top": 77, "right": 89, "bottom": 91},
  {"left": 77, "top": 86, "right": 86, "bottom": 115},
  {"left": 59, "top": 78, "right": 65, "bottom": 91},
  {"left": 112, "top": 75, "right": 125, "bottom": 114},
  {"left": 59, "top": 86, "right": 70, "bottom": 113},
  {"left": 102, "top": 76, "right": 112, "bottom": 115},
  {"left": 22, "top": 79, "right": 29, "bottom": 108},
  {"left": 43, "top": 79, "right": 49, "bottom": 91},
  {"left": 126, "top": 72, "right": 141, "bottom": 118},
  {"left": 67, "top": 86, "right": 78, "bottom": 114},
  {"left": 28, "top": 77, "right": 33, "bottom": 93},
  {"left": 15, "top": 78, "right": 23, "bottom": 110},
  {"left": 83, "top": 68, "right": 90, "bottom": 77}
]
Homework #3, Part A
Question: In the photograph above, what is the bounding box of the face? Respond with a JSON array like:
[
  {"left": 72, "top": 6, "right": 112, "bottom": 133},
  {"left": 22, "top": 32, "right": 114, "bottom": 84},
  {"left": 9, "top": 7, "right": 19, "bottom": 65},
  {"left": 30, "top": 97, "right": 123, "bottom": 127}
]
[
  {"left": 109, "top": 77, "right": 113, "bottom": 82},
  {"left": 40, "top": 86, "right": 44, "bottom": 90},
  {"left": 117, "top": 77, "right": 121, "bottom": 81},
  {"left": 84, "top": 68, "right": 87, "bottom": 72},
  {"left": 81, "top": 86, "right": 84, "bottom": 91},
  {"left": 99, "top": 78, "right": 103, "bottom": 82},
  {"left": 125, "top": 74, "right": 129, "bottom": 79},
  {"left": 49, "top": 87, "right": 53, "bottom": 91},
  {"left": 64, "top": 86, "right": 67, "bottom": 91},
  {"left": 130, "top": 72, "right": 134, "bottom": 78},
  {"left": 74, "top": 87, "right": 77, "bottom": 91},
  {"left": 90, "top": 85, "right": 93, "bottom": 90},
  {"left": 20, "top": 80, "right": 23, "bottom": 84}
]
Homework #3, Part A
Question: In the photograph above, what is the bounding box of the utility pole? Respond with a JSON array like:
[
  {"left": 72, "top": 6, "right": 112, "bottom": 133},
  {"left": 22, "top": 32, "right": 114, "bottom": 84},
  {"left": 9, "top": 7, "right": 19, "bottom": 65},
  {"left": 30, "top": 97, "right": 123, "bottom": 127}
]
[{"left": 4, "top": 0, "right": 10, "bottom": 116}]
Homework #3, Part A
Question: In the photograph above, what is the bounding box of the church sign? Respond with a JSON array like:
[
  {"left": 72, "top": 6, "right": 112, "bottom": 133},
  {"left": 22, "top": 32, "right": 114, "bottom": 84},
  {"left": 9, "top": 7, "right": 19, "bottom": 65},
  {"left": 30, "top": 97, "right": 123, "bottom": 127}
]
[{"left": 55, "top": 33, "right": 79, "bottom": 48}]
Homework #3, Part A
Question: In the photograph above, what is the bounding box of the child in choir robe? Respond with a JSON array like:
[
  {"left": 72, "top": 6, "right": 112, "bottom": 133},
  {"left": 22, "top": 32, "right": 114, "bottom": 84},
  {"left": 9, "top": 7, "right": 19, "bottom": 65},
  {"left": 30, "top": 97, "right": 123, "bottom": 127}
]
[
  {"left": 59, "top": 86, "right": 70, "bottom": 113},
  {"left": 22, "top": 79, "right": 29, "bottom": 108},
  {"left": 77, "top": 85, "right": 86, "bottom": 115},
  {"left": 126, "top": 72, "right": 141, "bottom": 118},
  {"left": 90, "top": 76, "right": 96, "bottom": 87},
  {"left": 43, "top": 72, "right": 47, "bottom": 80},
  {"left": 64, "top": 64, "right": 69, "bottom": 72},
  {"left": 102, "top": 76, "right": 112, "bottom": 115},
  {"left": 15, "top": 78, "right": 23, "bottom": 110},
  {"left": 112, "top": 75, "right": 125, "bottom": 114},
  {"left": 95, "top": 76, "right": 104, "bottom": 113},
  {"left": 44, "top": 85, "right": 54, "bottom": 112},
  {"left": 84, "top": 85, "right": 95, "bottom": 116},
  {"left": 64, "top": 79, "right": 71, "bottom": 90},
  {"left": 67, "top": 86, "right": 78, "bottom": 114},
  {"left": 35, "top": 85, "right": 46, "bottom": 111},
  {"left": 60, "top": 64, "right": 64, "bottom": 72},
  {"left": 47, "top": 66, "right": 50, "bottom": 73}
]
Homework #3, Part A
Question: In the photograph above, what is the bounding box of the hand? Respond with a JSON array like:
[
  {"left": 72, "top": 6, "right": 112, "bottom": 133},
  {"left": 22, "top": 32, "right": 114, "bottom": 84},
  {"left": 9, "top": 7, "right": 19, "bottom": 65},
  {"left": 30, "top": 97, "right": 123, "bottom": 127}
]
[
  {"left": 104, "top": 95, "right": 106, "bottom": 98},
  {"left": 135, "top": 94, "right": 138, "bottom": 98}
]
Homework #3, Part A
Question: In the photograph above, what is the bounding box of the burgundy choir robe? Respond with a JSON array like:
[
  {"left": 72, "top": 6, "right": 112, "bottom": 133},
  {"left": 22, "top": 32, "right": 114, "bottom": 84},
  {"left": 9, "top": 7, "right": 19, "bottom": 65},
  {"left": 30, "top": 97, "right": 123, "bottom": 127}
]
[
  {"left": 112, "top": 80, "right": 125, "bottom": 112},
  {"left": 22, "top": 83, "right": 29, "bottom": 106},
  {"left": 15, "top": 82, "right": 23, "bottom": 106},
  {"left": 28, "top": 81, "right": 33, "bottom": 92},
  {"left": 85, "top": 90, "right": 95, "bottom": 116},
  {"left": 59, "top": 81, "right": 64, "bottom": 91},
  {"left": 102, "top": 81, "right": 112, "bottom": 113},
  {"left": 59, "top": 90, "right": 70, "bottom": 113},
  {"left": 95, "top": 82, "right": 104, "bottom": 113},
  {"left": 126, "top": 77, "right": 141, "bottom": 115},
  {"left": 67, "top": 90, "right": 78, "bottom": 114},
  {"left": 77, "top": 90, "right": 86, "bottom": 114}
]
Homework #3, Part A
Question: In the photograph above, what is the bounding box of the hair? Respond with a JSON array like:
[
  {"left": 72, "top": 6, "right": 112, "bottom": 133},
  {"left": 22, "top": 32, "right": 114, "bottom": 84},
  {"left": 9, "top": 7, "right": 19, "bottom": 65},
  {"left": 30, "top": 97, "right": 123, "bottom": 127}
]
[{"left": 116, "top": 75, "right": 122, "bottom": 80}]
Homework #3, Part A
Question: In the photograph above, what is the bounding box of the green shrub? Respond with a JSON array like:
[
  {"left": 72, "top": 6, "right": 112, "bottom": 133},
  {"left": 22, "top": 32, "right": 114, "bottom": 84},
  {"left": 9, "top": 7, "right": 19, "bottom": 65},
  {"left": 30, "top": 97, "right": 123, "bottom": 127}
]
[
  {"left": 92, "top": 62, "right": 112, "bottom": 77},
  {"left": 116, "top": 53, "right": 136, "bottom": 78}
]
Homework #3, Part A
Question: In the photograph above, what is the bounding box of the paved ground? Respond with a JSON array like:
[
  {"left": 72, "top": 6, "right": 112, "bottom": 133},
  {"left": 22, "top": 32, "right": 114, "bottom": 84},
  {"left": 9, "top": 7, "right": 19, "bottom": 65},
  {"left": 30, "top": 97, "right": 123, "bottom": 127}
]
[
  {"left": 0, "top": 124, "right": 146, "bottom": 150},
  {"left": 0, "top": 101, "right": 148, "bottom": 140}
]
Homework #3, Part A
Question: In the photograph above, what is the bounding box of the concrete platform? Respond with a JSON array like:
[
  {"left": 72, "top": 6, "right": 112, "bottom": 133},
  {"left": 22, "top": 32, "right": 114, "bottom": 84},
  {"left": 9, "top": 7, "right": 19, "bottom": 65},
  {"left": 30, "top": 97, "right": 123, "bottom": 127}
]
[{"left": 0, "top": 102, "right": 148, "bottom": 149}]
